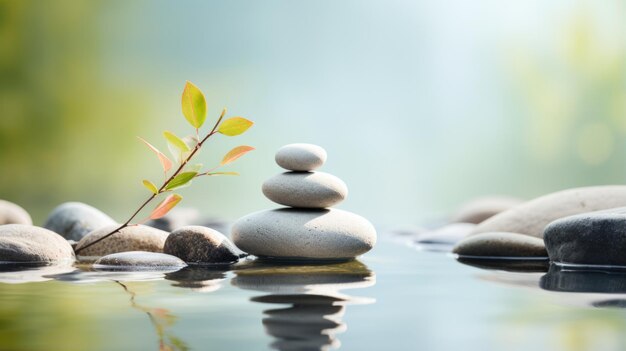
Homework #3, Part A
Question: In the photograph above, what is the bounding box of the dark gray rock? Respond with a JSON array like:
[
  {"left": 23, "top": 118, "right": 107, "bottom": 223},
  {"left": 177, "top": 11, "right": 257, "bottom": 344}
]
[
  {"left": 472, "top": 186, "right": 626, "bottom": 238},
  {"left": 544, "top": 213, "right": 626, "bottom": 267},
  {"left": 0, "top": 224, "right": 75, "bottom": 263},
  {"left": 93, "top": 251, "right": 187, "bottom": 271},
  {"left": 44, "top": 202, "right": 115, "bottom": 241},
  {"left": 164, "top": 226, "right": 243, "bottom": 264},
  {"left": 453, "top": 232, "right": 547, "bottom": 258},
  {"left": 0, "top": 200, "right": 32, "bottom": 225},
  {"left": 75, "top": 224, "right": 169, "bottom": 259}
]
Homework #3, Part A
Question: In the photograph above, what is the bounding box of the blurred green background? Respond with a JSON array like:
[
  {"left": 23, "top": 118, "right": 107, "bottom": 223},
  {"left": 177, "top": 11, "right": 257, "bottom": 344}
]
[{"left": 1, "top": 0, "right": 626, "bottom": 226}]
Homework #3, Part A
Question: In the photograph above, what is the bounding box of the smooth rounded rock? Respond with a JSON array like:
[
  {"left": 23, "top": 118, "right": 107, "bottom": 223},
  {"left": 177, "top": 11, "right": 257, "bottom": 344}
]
[
  {"left": 75, "top": 224, "right": 169, "bottom": 259},
  {"left": 544, "top": 213, "right": 626, "bottom": 267},
  {"left": 0, "top": 224, "right": 75, "bottom": 263},
  {"left": 262, "top": 172, "right": 348, "bottom": 208},
  {"left": 44, "top": 202, "right": 116, "bottom": 241},
  {"left": 451, "top": 196, "right": 524, "bottom": 224},
  {"left": 0, "top": 200, "right": 32, "bottom": 225},
  {"left": 453, "top": 232, "right": 547, "bottom": 258},
  {"left": 472, "top": 186, "right": 626, "bottom": 238},
  {"left": 164, "top": 225, "right": 244, "bottom": 264},
  {"left": 93, "top": 251, "right": 187, "bottom": 271},
  {"left": 275, "top": 143, "right": 327, "bottom": 171},
  {"left": 232, "top": 208, "right": 376, "bottom": 260}
]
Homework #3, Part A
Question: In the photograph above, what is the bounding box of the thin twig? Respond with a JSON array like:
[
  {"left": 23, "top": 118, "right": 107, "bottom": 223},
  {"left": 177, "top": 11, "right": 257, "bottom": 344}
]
[{"left": 76, "top": 112, "right": 226, "bottom": 254}]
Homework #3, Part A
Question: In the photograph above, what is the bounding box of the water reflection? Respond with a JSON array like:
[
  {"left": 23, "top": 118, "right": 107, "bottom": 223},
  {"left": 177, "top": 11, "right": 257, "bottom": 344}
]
[
  {"left": 116, "top": 281, "right": 188, "bottom": 351},
  {"left": 232, "top": 260, "right": 375, "bottom": 351},
  {"left": 540, "top": 264, "right": 626, "bottom": 294},
  {"left": 165, "top": 266, "right": 228, "bottom": 292},
  {"left": 0, "top": 263, "right": 75, "bottom": 284}
]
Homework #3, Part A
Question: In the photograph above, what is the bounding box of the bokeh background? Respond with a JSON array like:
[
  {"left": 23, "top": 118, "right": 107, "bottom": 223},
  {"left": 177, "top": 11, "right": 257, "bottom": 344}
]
[{"left": 1, "top": 0, "right": 626, "bottom": 226}]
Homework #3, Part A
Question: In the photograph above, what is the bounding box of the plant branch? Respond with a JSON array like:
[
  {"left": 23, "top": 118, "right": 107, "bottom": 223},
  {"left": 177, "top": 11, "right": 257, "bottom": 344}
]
[{"left": 75, "top": 114, "right": 225, "bottom": 254}]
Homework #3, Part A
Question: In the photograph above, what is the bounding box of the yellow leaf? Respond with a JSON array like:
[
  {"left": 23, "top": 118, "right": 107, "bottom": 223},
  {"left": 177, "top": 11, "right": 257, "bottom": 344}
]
[
  {"left": 218, "top": 117, "right": 254, "bottom": 136},
  {"left": 181, "top": 81, "right": 207, "bottom": 129},
  {"left": 221, "top": 146, "right": 255, "bottom": 166}
]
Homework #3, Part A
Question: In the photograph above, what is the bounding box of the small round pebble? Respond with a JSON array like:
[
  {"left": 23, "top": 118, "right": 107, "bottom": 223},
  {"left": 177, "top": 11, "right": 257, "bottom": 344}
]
[
  {"left": 275, "top": 144, "right": 327, "bottom": 171},
  {"left": 164, "top": 226, "right": 244, "bottom": 264},
  {"left": 262, "top": 172, "right": 348, "bottom": 208},
  {"left": 93, "top": 251, "right": 187, "bottom": 271},
  {"left": 0, "top": 200, "right": 32, "bottom": 225}
]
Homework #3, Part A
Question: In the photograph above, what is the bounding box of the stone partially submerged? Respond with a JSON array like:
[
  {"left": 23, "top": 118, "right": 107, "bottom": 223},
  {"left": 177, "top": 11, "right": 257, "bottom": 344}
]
[{"left": 0, "top": 224, "right": 75, "bottom": 264}]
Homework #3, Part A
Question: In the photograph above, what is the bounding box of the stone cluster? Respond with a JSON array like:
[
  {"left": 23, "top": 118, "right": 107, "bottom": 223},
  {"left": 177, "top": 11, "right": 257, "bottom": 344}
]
[{"left": 232, "top": 143, "right": 376, "bottom": 261}]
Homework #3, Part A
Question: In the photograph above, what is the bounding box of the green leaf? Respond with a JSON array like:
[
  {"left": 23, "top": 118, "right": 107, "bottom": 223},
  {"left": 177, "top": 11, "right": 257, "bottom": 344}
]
[
  {"left": 165, "top": 171, "right": 198, "bottom": 191},
  {"left": 149, "top": 194, "right": 182, "bottom": 219},
  {"left": 142, "top": 180, "right": 159, "bottom": 194},
  {"left": 163, "top": 131, "right": 190, "bottom": 152},
  {"left": 137, "top": 137, "right": 173, "bottom": 172},
  {"left": 221, "top": 145, "right": 255, "bottom": 166},
  {"left": 206, "top": 171, "right": 239, "bottom": 176},
  {"left": 181, "top": 81, "right": 207, "bottom": 129},
  {"left": 218, "top": 117, "right": 254, "bottom": 136},
  {"left": 186, "top": 163, "right": 203, "bottom": 172}
]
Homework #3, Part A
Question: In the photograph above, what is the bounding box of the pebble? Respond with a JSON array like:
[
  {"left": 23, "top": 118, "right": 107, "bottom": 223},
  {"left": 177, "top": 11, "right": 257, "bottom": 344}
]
[
  {"left": 453, "top": 232, "right": 547, "bottom": 258},
  {"left": 74, "top": 224, "right": 169, "bottom": 259},
  {"left": 43, "top": 202, "right": 116, "bottom": 241},
  {"left": 275, "top": 143, "right": 327, "bottom": 171},
  {"left": 164, "top": 225, "right": 244, "bottom": 264},
  {"left": 262, "top": 172, "right": 348, "bottom": 208},
  {"left": 472, "top": 186, "right": 626, "bottom": 238},
  {"left": 0, "top": 224, "right": 75, "bottom": 263},
  {"left": 93, "top": 251, "right": 187, "bottom": 271},
  {"left": 0, "top": 200, "right": 32, "bottom": 225},
  {"left": 232, "top": 208, "right": 376, "bottom": 260},
  {"left": 544, "top": 212, "right": 626, "bottom": 267}
]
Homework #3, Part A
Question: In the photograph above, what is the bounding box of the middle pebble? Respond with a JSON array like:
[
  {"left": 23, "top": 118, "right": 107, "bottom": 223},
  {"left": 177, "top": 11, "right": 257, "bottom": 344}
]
[{"left": 262, "top": 172, "right": 348, "bottom": 209}]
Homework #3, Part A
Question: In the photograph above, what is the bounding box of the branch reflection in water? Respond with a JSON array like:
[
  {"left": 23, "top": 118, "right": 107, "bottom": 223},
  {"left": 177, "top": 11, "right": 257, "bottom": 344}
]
[
  {"left": 232, "top": 259, "right": 375, "bottom": 351},
  {"left": 116, "top": 281, "right": 188, "bottom": 351}
]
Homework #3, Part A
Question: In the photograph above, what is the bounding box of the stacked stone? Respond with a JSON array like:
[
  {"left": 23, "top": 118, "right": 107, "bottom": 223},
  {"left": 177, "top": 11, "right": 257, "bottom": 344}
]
[{"left": 232, "top": 143, "right": 377, "bottom": 261}]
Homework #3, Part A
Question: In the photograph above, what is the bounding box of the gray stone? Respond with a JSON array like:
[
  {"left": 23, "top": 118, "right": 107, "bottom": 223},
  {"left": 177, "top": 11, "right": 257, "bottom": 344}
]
[
  {"left": 472, "top": 186, "right": 626, "bottom": 238},
  {"left": 93, "top": 251, "right": 187, "bottom": 271},
  {"left": 262, "top": 172, "right": 348, "bottom": 208},
  {"left": 164, "top": 225, "right": 244, "bottom": 264},
  {"left": 231, "top": 208, "right": 376, "bottom": 260},
  {"left": 544, "top": 213, "right": 626, "bottom": 267},
  {"left": 0, "top": 200, "right": 32, "bottom": 225},
  {"left": 453, "top": 232, "right": 547, "bottom": 258},
  {"left": 275, "top": 143, "right": 327, "bottom": 171},
  {"left": 44, "top": 202, "right": 115, "bottom": 241},
  {"left": 0, "top": 224, "right": 75, "bottom": 263},
  {"left": 75, "top": 224, "right": 169, "bottom": 259},
  {"left": 451, "top": 196, "right": 524, "bottom": 224}
]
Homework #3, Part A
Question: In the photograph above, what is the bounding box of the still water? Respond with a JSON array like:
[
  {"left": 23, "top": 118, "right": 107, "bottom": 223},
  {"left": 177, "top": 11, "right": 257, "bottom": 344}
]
[{"left": 2, "top": 236, "right": 626, "bottom": 351}]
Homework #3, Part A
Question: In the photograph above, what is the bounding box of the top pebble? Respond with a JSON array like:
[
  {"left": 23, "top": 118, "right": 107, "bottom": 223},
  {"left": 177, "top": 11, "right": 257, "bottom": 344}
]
[{"left": 275, "top": 143, "right": 327, "bottom": 171}]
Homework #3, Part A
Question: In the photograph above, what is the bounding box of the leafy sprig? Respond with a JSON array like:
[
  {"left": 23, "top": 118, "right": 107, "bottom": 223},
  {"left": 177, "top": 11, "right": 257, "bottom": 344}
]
[{"left": 75, "top": 81, "right": 254, "bottom": 253}]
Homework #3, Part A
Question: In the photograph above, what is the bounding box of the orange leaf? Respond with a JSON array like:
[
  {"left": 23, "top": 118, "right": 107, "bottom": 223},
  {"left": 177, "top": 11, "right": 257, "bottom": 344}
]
[
  {"left": 221, "top": 146, "right": 255, "bottom": 166},
  {"left": 149, "top": 194, "right": 182, "bottom": 220},
  {"left": 138, "top": 137, "right": 173, "bottom": 172}
]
